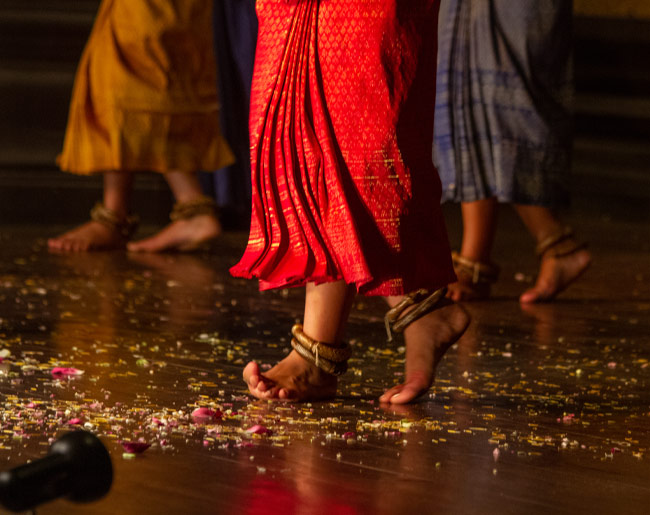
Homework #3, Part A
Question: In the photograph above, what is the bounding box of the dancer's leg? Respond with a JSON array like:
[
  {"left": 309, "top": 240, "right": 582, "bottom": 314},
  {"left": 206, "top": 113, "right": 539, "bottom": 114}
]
[
  {"left": 459, "top": 198, "right": 498, "bottom": 262},
  {"left": 103, "top": 171, "right": 133, "bottom": 217},
  {"left": 515, "top": 205, "right": 591, "bottom": 303},
  {"left": 128, "top": 170, "right": 221, "bottom": 252},
  {"left": 243, "top": 280, "right": 356, "bottom": 401},
  {"left": 48, "top": 171, "right": 134, "bottom": 252},
  {"left": 379, "top": 297, "right": 469, "bottom": 404},
  {"left": 448, "top": 197, "right": 499, "bottom": 301}
]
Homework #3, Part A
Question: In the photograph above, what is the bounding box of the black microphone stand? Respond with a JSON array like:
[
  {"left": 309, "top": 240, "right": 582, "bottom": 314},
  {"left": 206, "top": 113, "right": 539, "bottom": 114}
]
[{"left": 0, "top": 431, "right": 113, "bottom": 513}]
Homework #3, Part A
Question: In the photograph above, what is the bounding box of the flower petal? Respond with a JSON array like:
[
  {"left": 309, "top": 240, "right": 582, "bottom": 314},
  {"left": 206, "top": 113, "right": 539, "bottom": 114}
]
[
  {"left": 121, "top": 441, "right": 151, "bottom": 454},
  {"left": 191, "top": 407, "right": 222, "bottom": 422},
  {"left": 246, "top": 424, "right": 272, "bottom": 435},
  {"left": 51, "top": 367, "right": 84, "bottom": 377}
]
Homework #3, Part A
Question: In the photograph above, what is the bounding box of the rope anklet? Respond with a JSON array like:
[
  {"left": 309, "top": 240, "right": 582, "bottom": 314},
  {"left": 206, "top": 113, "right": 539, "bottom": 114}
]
[
  {"left": 452, "top": 251, "right": 500, "bottom": 285},
  {"left": 290, "top": 324, "right": 350, "bottom": 376},
  {"left": 170, "top": 195, "right": 218, "bottom": 222},
  {"left": 535, "top": 227, "right": 588, "bottom": 258},
  {"left": 384, "top": 287, "right": 447, "bottom": 341},
  {"left": 90, "top": 203, "right": 139, "bottom": 239}
]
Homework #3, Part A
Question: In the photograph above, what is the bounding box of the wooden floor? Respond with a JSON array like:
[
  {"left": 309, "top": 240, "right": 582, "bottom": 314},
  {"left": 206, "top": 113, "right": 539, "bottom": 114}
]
[{"left": 0, "top": 199, "right": 649, "bottom": 514}]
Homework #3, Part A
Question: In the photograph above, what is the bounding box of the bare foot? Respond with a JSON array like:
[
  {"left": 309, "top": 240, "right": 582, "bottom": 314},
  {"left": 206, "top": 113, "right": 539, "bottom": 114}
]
[
  {"left": 127, "top": 214, "right": 221, "bottom": 253},
  {"left": 48, "top": 221, "right": 127, "bottom": 252},
  {"left": 242, "top": 351, "right": 337, "bottom": 401},
  {"left": 446, "top": 280, "right": 490, "bottom": 302},
  {"left": 446, "top": 253, "right": 498, "bottom": 302},
  {"left": 379, "top": 299, "right": 470, "bottom": 404},
  {"left": 519, "top": 248, "right": 591, "bottom": 303}
]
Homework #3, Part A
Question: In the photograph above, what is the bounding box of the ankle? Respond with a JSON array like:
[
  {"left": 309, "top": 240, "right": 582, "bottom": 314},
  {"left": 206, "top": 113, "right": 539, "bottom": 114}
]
[
  {"left": 170, "top": 196, "right": 218, "bottom": 222},
  {"left": 90, "top": 203, "right": 139, "bottom": 239}
]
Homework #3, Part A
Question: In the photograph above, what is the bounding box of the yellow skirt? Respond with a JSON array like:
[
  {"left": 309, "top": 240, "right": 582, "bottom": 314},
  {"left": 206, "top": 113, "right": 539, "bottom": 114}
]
[{"left": 59, "top": 0, "right": 234, "bottom": 174}]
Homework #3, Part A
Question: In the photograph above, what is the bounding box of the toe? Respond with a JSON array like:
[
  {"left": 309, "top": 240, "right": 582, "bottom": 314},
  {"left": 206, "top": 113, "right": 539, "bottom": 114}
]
[
  {"left": 255, "top": 383, "right": 282, "bottom": 400},
  {"left": 519, "top": 288, "right": 540, "bottom": 304},
  {"left": 520, "top": 286, "right": 552, "bottom": 304},
  {"left": 386, "top": 384, "right": 423, "bottom": 404},
  {"left": 381, "top": 374, "right": 431, "bottom": 404},
  {"left": 128, "top": 241, "right": 155, "bottom": 253},
  {"left": 278, "top": 388, "right": 294, "bottom": 400},
  {"left": 243, "top": 361, "right": 261, "bottom": 387},
  {"left": 379, "top": 384, "right": 404, "bottom": 404},
  {"left": 256, "top": 379, "right": 270, "bottom": 392}
]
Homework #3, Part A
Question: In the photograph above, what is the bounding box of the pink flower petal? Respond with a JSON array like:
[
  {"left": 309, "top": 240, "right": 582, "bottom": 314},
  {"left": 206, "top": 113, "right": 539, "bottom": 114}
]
[
  {"left": 121, "top": 441, "right": 151, "bottom": 454},
  {"left": 51, "top": 367, "right": 84, "bottom": 377},
  {"left": 343, "top": 432, "right": 356, "bottom": 440},
  {"left": 246, "top": 424, "right": 272, "bottom": 435},
  {"left": 191, "top": 407, "right": 222, "bottom": 422},
  {"left": 67, "top": 418, "right": 83, "bottom": 425}
]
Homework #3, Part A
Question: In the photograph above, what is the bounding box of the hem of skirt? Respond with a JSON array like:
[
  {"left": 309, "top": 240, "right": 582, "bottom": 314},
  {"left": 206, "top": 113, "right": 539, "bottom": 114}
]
[
  {"left": 57, "top": 157, "right": 236, "bottom": 176},
  {"left": 230, "top": 267, "right": 455, "bottom": 298},
  {"left": 441, "top": 191, "right": 570, "bottom": 209},
  {"left": 230, "top": 267, "right": 349, "bottom": 291}
]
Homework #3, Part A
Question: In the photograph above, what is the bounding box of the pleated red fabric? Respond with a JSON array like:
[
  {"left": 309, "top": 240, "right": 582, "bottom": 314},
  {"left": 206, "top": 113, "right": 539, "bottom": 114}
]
[{"left": 230, "top": 0, "right": 455, "bottom": 296}]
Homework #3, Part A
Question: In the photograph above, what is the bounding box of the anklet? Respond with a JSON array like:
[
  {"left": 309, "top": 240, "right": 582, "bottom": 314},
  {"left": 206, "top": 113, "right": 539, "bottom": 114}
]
[
  {"left": 291, "top": 339, "right": 348, "bottom": 375},
  {"left": 452, "top": 252, "right": 500, "bottom": 285},
  {"left": 90, "top": 203, "right": 139, "bottom": 239},
  {"left": 170, "top": 195, "right": 218, "bottom": 221},
  {"left": 290, "top": 324, "right": 351, "bottom": 376},
  {"left": 384, "top": 287, "right": 447, "bottom": 341},
  {"left": 535, "top": 227, "right": 587, "bottom": 258}
]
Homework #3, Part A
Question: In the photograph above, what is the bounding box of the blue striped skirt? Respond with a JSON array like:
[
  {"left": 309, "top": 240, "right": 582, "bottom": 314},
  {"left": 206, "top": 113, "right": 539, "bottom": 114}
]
[{"left": 433, "top": 0, "right": 573, "bottom": 207}]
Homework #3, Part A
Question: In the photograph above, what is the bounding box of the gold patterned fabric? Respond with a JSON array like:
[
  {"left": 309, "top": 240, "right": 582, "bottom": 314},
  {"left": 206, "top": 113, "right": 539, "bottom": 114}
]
[
  {"left": 231, "top": 0, "right": 455, "bottom": 296},
  {"left": 58, "top": 0, "right": 233, "bottom": 174}
]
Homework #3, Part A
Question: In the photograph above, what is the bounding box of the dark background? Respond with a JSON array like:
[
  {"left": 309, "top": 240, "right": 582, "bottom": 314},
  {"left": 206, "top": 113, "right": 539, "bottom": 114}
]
[{"left": 0, "top": 1, "right": 648, "bottom": 225}]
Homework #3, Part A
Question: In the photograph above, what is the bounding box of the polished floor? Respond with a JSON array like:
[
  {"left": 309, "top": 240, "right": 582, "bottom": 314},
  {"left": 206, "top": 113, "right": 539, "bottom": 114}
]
[{"left": 0, "top": 200, "right": 649, "bottom": 514}]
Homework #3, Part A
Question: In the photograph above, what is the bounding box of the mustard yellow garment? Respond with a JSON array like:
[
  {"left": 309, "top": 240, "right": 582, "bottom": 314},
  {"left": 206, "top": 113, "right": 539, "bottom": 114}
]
[{"left": 59, "top": 0, "right": 234, "bottom": 174}]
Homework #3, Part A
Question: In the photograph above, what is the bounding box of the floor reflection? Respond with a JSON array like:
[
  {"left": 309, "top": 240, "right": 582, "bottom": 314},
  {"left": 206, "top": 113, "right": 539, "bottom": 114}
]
[{"left": 0, "top": 226, "right": 648, "bottom": 514}]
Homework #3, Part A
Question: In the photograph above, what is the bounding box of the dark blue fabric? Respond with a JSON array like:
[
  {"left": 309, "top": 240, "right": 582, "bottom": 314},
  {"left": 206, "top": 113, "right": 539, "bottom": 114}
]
[
  {"left": 433, "top": 0, "right": 573, "bottom": 208},
  {"left": 203, "top": 0, "right": 257, "bottom": 227}
]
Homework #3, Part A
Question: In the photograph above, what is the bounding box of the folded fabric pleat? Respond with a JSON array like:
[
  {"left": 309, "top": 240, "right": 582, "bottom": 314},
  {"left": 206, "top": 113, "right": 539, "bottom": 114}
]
[{"left": 232, "top": 0, "right": 456, "bottom": 296}]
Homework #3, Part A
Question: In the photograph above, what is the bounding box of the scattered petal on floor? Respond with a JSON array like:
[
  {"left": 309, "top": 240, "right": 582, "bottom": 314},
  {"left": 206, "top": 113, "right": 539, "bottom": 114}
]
[
  {"left": 192, "top": 407, "right": 223, "bottom": 422},
  {"left": 51, "top": 367, "right": 84, "bottom": 377},
  {"left": 246, "top": 424, "right": 272, "bottom": 436},
  {"left": 121, "top": 441, "right": 152, "bottom": 454}
]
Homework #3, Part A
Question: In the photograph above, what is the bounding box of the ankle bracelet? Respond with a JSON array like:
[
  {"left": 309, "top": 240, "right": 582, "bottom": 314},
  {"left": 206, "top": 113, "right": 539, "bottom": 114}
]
[
  {"left": 384, "top": 287, "right": 447, "bottom": 342},
  {"left": 290, "top": 324, "right": 350, "bottom": 376},
  {"left": 535, "top": 227, "right": 588, "bottom": 258},
  {"left": 90, "top": 202, "right": 139, "bottom": 239},
  {"left": 170, "top": 195, "right": 218, "bottom": 221}
]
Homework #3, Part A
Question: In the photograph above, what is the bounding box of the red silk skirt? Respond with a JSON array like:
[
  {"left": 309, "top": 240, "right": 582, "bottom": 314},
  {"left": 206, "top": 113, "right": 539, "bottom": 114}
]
[{"left": 230, "top": 0, "right": 455, "bottom": 296}]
